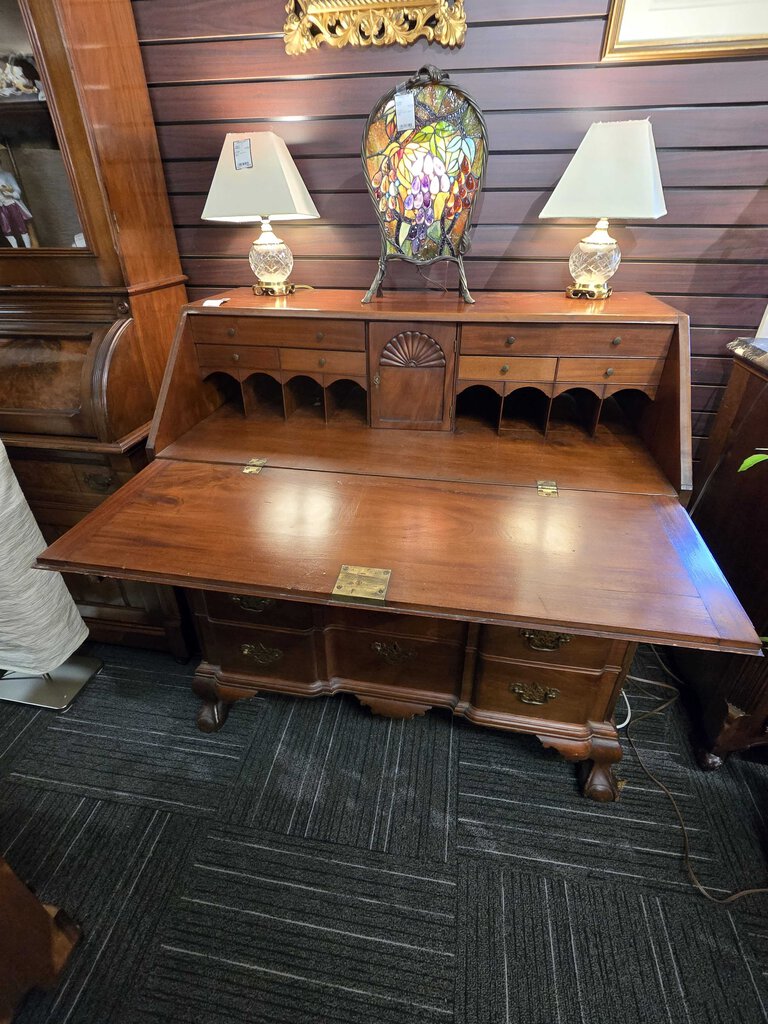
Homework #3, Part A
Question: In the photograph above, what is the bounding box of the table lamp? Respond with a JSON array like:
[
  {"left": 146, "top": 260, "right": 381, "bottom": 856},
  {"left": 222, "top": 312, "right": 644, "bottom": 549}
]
[
  {"left": 202, "top": 131, "right": 319, "bottom": 295},
  {"left": 539, "top": 120, "right": 666, "bottom": 300}
]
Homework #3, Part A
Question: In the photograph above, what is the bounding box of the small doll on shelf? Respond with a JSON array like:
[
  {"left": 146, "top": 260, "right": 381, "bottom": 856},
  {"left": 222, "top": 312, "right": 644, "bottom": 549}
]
[{"left": 0, "top": 171, "right": 33, "bottom": 247}]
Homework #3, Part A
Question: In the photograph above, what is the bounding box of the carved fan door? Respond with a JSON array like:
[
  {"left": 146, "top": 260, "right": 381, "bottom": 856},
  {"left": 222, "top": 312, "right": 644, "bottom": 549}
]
[{"left": 368, "top": 322, "right": 456, "bottom": 430}]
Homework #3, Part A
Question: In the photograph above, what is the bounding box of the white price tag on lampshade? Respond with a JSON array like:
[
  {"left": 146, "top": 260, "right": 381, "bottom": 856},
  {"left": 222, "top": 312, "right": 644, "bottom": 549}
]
[
  {"left": 233, "top": 138, "right": 253, "bottom": 170},
  {"left": 395, "top": 91, "right": 415, "bottom": 132}
]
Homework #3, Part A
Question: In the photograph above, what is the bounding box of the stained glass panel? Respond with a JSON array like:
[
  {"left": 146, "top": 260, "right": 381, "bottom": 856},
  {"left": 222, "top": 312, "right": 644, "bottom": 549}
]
[{"left": 362, "top": 67, "right": 487, "bottom": 301}]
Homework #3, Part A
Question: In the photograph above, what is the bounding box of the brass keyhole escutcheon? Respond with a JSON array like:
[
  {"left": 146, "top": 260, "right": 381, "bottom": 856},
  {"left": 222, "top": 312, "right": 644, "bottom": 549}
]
[
  {"left": 611, "top": 336, "right": 621, "bottom": 346},
  {"left": 505, "top": 336, "right": 516, "bottom": 346},
  {"left": 373, "top": 373, "right": 381, "bottom": 387},
  {"left": 227, "top": 327, "right": 236, "bottom": 337},
  {"left": 500, "top": 364, "right": 510, "bottom": 374},
  {"left": 319, "top": 357, "right": 326, "bottom": 367},
  {"left": 604, "top": 367, "right": 614, "bottom": 377}
]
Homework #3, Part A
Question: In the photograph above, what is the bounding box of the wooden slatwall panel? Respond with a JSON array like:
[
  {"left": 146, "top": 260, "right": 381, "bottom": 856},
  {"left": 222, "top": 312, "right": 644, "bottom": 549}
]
[{"left": 131, "top": 0, "right": 768, "bottom": 464}]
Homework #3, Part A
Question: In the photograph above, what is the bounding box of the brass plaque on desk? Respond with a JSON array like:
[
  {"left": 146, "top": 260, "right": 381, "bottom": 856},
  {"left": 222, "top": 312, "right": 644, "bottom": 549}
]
[{"left": 331, "top": 564, "right": 391, "bottom": 604}]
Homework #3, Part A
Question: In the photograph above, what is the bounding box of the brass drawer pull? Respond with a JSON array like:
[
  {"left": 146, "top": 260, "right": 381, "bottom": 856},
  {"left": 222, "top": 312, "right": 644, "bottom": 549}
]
[
  {"left": 604, "top": 367, "right": 614, "bottom": 377},
  {"left": 241, "top": 641, "right": 283, "bottom": 665},
  {"left": 231, "top": 352, "right": 240, "bottom": 362},
  {"left": 521, "top": 629, "right": 573, "bottom": 652},
  {"left": 371, "top": 640, "right": 416, "bottom": 665},
  {"left": 318, "top": 357, "right": 326, "bottom": 367},
  {"left": 230, "top": 595, "right": 275, "bottom": 615},
  {"left": 505, "top": 336, "right": 516, "bottom": 346},
  {"left": 611, "top": 336, "right": 621, "bottom": 346},
  {"left": 499, "top": 364, "right": 510, "bottom": 374},
  {"left": 316, "top": 331, "right": 324, "bottom": 341},
  {"left": 510, "top": 682, "right": 560, "bottom": 705},
  {"left": 83, "top": 472, "right": 115, "bottom": 493},
  {"left": 227, "top": 327, "right": 236, "bottom": 338}
]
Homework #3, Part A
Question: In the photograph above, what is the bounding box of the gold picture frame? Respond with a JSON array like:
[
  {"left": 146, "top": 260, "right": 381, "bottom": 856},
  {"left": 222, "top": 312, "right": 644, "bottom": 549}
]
[
  {"left": 284, "top": 0, "right": 466, "bottom": 55},
  {"left": 603, "top": 0, "right": 768, "bottom": 62}
]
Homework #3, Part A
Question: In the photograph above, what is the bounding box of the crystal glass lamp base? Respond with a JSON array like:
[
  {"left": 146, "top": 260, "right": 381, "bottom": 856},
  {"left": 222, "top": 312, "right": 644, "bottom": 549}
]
[
  {"left": 566, "top": 218, "right": 621, "bottom": 300},
  {"left": 248, "top": 219, "right": 295, "bottom": 296}
]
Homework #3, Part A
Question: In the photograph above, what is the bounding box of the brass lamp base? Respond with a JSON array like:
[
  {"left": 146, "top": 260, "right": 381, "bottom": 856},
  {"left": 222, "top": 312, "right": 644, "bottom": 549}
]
[
  {"left": 253, "top": 282, "right": 296, "bottom": 296},
  {"left": 566, "top": 283, "right": 612, "bottom": 300}
]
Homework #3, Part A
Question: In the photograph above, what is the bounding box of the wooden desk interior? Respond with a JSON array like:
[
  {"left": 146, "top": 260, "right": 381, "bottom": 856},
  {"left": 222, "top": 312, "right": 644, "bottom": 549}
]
[{"left": 38, "top": 290, "right": 761, "bottom": 801}]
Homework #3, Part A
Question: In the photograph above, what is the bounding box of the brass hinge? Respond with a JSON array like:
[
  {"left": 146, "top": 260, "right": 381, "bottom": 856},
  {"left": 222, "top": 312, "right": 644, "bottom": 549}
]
[
  {"left": 243, "top": 457, "right": 267, "bottom": 475},
  {"left": 537, "top": 480, "right": 558, "bottom": 497},
  {"left": 332, "top": 564, "right": 391, "bottom": 604}
]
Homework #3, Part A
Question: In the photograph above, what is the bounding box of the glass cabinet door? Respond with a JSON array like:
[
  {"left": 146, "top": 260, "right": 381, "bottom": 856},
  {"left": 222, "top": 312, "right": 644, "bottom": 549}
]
[{"left": 0, "top": 0, "right": 85, "bottom": 249}]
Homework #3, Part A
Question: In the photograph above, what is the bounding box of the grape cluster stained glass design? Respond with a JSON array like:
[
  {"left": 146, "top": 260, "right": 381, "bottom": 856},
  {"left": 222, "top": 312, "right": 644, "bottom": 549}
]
[{"left": 362, "top": 65, "right": 488, "bottom": 303}]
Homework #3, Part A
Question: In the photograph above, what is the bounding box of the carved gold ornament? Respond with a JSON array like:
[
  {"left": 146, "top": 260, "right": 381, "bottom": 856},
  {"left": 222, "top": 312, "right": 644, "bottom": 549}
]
[{"left": 284, "top": 0, "right": 466, "bottom": 55}]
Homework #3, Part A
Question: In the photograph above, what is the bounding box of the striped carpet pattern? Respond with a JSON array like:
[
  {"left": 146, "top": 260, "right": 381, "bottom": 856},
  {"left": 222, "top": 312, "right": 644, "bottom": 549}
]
[{"left": 1, "top": 644, "right": 767, "bottom": 1023}]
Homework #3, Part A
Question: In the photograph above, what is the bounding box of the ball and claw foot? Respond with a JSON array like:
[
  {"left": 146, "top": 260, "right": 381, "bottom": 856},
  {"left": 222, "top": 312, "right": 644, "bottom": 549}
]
[
  {"left": 695, "top": 747, "right": 724, "bottom": 771},
  {"left": 581, "top": 759, "right": 622, "bottom": 802},
  {"left": 196, "top": 697, "right": 230, "bottom": 733}
]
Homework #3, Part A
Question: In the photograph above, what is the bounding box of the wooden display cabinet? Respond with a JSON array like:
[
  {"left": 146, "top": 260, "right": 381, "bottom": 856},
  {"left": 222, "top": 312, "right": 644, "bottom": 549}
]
[
  {"left": 38, "top": 290, "right": 762, "bottom": 800},
  {"left": 0, "top": 0, "right": 188, "bottom": 655}
]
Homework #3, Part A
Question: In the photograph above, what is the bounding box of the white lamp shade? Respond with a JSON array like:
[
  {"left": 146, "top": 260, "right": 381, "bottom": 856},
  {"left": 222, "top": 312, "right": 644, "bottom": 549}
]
[
  {"left": 539, "top": 120, "right": 666, "bottom": 221},
  {"left": 201, "top": 131, "right": 319, "bottom": 223}
]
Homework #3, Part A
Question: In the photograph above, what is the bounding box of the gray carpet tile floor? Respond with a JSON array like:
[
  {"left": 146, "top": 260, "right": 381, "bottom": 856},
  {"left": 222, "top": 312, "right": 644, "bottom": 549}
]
[{"left": 1, "top": 642, "right": 767, "bottom": 1024}]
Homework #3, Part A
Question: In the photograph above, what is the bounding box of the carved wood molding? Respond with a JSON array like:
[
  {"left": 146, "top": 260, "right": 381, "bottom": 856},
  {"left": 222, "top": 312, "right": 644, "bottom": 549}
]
[
  {"left": 380, "top": 331, "right": 446, "bottom": 368},
  {"left": 284, "top": 0, "right": 466, "bottom": 55}
]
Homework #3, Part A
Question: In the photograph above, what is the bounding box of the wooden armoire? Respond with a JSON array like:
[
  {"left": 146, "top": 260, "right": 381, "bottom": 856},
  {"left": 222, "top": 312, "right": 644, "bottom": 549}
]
[{"left": 0, "top": 0, "right": 188, "bottom": 656}]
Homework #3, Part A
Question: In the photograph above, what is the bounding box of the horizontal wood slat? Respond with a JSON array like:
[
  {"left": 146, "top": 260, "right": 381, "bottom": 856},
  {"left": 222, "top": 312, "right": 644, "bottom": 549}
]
[
  {"left": 179, "top": 257, "right": 767, "bottom": 302},
  {"left": 132, "top": 0, "right": 607, "bottom": 42},
  {"left": 155, "top": 107, "right": 768, "bottom": 160},
  {"left": 176, "top": 224, "right": 768, "bottom": 262},
  {"left": 162, "top": 150, "right": 768, "bottom": 193},
  {"left": 134, "top": 0, "right": 768, "bottom": 454}
]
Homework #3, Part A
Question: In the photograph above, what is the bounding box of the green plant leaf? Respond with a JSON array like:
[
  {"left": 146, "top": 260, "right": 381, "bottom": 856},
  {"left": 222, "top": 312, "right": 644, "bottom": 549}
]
[{"left": 738, "top": 453, "right": 768, "bottom": 472}]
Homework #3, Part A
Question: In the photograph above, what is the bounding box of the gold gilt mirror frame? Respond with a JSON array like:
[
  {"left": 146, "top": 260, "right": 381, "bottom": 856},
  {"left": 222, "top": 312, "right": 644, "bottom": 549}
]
[{"left": 284, "top": 0, "right": 466, "bottom": 55}]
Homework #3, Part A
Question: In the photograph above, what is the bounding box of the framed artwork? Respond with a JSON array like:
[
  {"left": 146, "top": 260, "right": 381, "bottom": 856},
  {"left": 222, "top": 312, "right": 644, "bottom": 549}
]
[
  {"left": 603, "top": 0, "right": 768, "bottom": 62},
  {"left": 361, "top": 65, "right": 487, "bottom": 303},
  {"left": 284, "top": 0, "right": 466, "bottom": 55}
]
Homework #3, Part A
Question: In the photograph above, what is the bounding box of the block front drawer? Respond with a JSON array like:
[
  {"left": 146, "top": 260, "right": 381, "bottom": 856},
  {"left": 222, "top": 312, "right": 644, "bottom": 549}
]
[
  {"left": 189, "top": 316, "right": 365, "bottom": 350},
  {"left": 479, "top": 626, "right": 615, "bottom": 670},
  {"left": 203, "top": 591, "right": 314, "bottom": 630},
  {"left": 461, "top": 323, "right": 673, "bottom": 358},
  {"left": 326, "top": 627, "right": 463, "bottom": 697},
  {"left": 211, "top": 622, "right": 319, "bottom": 683},
  {"left": 473, "top": 657, "right": 616, "bottom": 724}
]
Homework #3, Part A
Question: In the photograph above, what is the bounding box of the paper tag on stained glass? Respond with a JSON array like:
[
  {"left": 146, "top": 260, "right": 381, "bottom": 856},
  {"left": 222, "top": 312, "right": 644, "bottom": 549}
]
[
  {"left": 395, "top": 91, "right": 415, "bottom": 131},
  {"left": 233, "top": 138, "right": 253, "bottom": 170}
]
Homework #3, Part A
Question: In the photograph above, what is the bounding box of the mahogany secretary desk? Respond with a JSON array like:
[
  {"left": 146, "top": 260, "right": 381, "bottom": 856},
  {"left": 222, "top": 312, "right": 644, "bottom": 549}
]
[{"left": 38, "top": 290, "right": 762, "bottom": 801}]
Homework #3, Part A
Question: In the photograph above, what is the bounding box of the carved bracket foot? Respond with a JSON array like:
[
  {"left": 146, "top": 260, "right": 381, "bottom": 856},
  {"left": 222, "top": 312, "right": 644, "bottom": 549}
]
[{"left": 357, "top": 695, "right": 432, "bottom": 720}]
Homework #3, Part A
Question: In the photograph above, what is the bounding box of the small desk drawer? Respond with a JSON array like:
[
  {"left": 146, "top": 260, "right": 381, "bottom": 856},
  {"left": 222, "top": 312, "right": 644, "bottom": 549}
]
[
  {"left": 473, "top": 657, "right": 614, "bottom": 724},
  {"left": 325, "top": 607, "right": 466, "bottom": 643},
  {"left": 557, "top": 357, "right": 664, "bottom": 385},
  {"left": 458, "top": 355, "right": 556, "bottom": 383},
  {"left": 203, "top": 591, "right": 314, "bottom": 629},
  {"left": 461, "top": 323, "right": 673, "bottom": 358},
  {"left": 480, "top": 626, "right": 613, "bottom": 670},
  {"left": 280, "top": 348, "right": 367, "bottom": 376},
  {"left": 190, "top": 316, "right": 365, "bottom": 350},
  {"left": 196, "top": 344, "right": 279, "bottom": 371}
]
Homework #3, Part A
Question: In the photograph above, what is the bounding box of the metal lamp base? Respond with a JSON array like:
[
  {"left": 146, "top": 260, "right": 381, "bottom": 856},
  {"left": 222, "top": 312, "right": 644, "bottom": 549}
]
[
  {"left": 252, "top": 282, "right": 296, "bottom": 296},
  {"left": 0, "top": 655, "right": 103, "bottom": 710},
  {"left": 566, "top": 283, "right": 613, "bottom": 300}
]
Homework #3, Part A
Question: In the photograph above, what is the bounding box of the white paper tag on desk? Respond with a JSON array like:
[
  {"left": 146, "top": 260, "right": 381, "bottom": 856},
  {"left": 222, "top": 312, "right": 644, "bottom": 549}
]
[
  {"left": 202, "top": 298, "right": 230, "bottom": 307},
  {"left": 233, "top": 138, "right": 253, "bottom": 170},
  {"left": 395, "top": 91, "right": 415, "bottom": 131}
]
